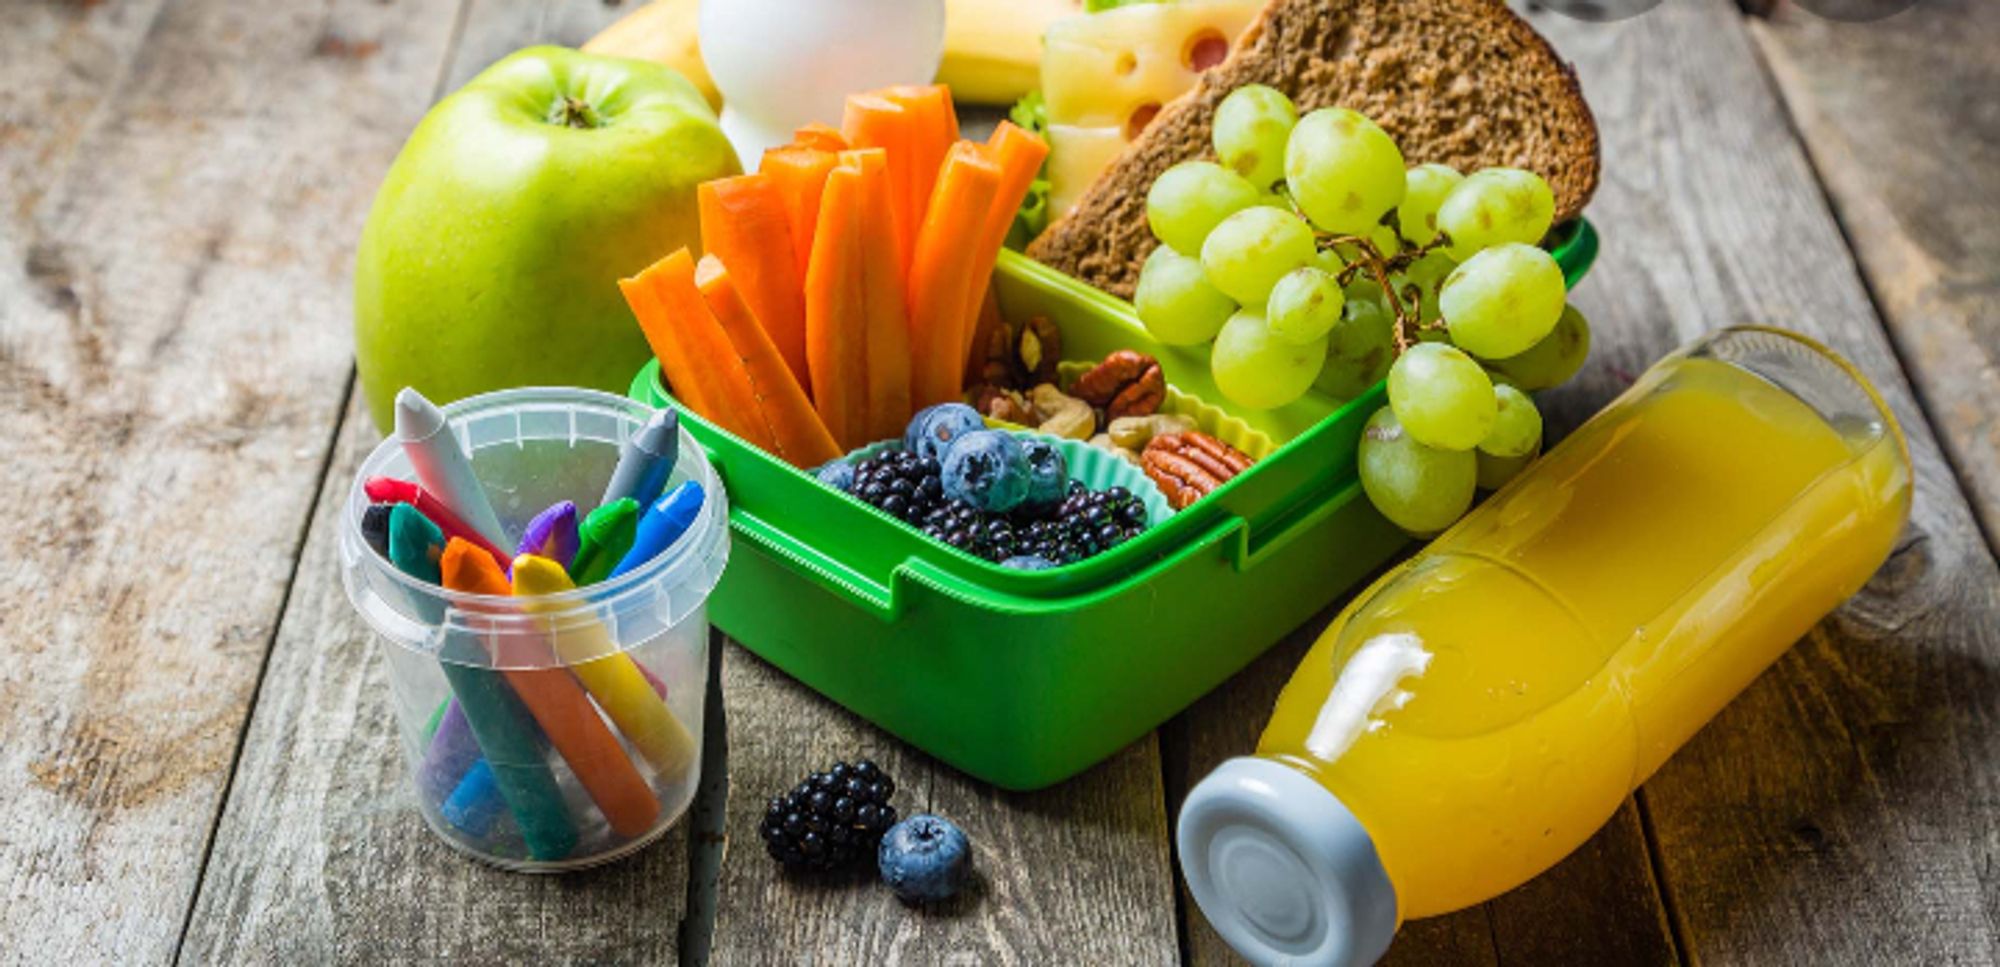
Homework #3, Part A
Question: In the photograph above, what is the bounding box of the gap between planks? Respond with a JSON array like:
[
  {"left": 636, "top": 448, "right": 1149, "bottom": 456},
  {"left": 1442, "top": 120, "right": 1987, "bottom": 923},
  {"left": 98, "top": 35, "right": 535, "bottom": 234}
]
[
  {"left": 168, "top": 0, "right": 477, "bottom": 951},
  {"left": 171, "top": 368, "right": 360, "bottom": 965}
]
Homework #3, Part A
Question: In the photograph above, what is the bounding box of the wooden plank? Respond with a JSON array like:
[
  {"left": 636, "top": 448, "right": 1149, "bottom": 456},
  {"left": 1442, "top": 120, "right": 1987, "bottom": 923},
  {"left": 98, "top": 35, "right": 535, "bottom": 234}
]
[
  {"left": 1523, "top": 0, "right": 2000, "bottom": 961},
  {"left": 1747, "top": 0, "right": 2000, "bottom": 553},
  {"left": 449, "top": 0, "right": 649, "bottom": 92},
  {"left": 0, "top": 0, "right": 169, "bottom": 233},
  {"left": 708, "top": 644, "right": 1183, "bottom": 965},
  {"left": 0, "top": 2, "right": 465, "bottom": 962},
  {"left": 178, "top": 3, "right": 676, "bottom": 962}
]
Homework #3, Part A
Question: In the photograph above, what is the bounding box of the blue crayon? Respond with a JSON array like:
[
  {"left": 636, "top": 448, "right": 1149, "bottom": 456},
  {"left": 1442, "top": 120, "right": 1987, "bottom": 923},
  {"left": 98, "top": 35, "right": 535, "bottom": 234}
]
[
  {"left": 608, "top": 481, "right": 705, "bottom": 579},
  {"left": 600, "top": 408, "right": 679, "bottom": 510},
  {"left": 441, "top": 760, "right": 506, "bottom": 838},
  {"left": 385, "top": 505, "right": 577, "bottom": 861}
]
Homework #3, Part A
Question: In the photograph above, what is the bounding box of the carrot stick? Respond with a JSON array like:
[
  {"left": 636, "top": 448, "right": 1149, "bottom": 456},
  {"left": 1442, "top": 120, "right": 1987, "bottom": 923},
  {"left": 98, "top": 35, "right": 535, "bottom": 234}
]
[
  {"left": 619, "top": 267, "right": 709, "bottom": 416},
  {"left": 839, "top": 149, "right": 913, "bottom": 444},
  {"left": 880, "top": 85, "right": 959, "bottom": 255},
  {"left": 758, "top": 146, "right": 838, "bottom": 283},
  {"left": 961, "top": 121, "right": 1050, "bottom": 369},
  {"left": 619, "top": 250, "right": 779, "bottom": 451},
  {"left": 696, "top": 255, "right": 843, "bottom": 467},
  {"left": 440, "top": 539, "right": 661, "bottom": 839},
  {"left": 840, "top": 95, "right": 916, "bottom": 271},
  {"left": 804, "top": 165, "right": 869, "bottom": 449},
  {"left": 698, "top": 175, "right": 811, "bottom": 391},
  {"left": 793, "top": 123, "right": 848, "bottom": 152},
  {"left": 907, "top": 143, "right": 1003, "bottom": 409}
]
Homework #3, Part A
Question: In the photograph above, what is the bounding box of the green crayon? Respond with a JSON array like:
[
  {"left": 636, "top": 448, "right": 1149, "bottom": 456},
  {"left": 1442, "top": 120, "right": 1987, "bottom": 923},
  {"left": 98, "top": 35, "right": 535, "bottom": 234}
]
[{"left": 569, "top": 498, "right": 640, "bottom": 586}]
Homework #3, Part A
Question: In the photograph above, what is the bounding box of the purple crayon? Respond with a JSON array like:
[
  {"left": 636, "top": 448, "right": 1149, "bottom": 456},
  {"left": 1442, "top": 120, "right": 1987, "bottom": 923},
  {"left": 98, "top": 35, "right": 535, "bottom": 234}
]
[{"left": 516, "top": 501, "right": 581, "bottom": 567}]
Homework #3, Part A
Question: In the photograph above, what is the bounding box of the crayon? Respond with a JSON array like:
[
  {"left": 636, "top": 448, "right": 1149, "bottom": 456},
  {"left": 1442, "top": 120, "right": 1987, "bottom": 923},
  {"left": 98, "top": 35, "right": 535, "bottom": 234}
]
[
  {"left": 366, "top": 476, "right": 511, "bottom": 572},
  {"left": 386, "top": 504, "right": 448, "bottom": 608},
  {"left": 360, "top": 503, "right": 395, "bottom": 559},
  {"left": 442, "top": 540, "right": 661, "bottom": 838},
  {"left": 569, "top": 498, "right": 640, "bottom": 586},
  {"left": 516, "top": 501, "right": 580, "bottom": 566},
  {"left": 383, "top": 505, "right": 489, "bottom": 807},
  {"left": 434, "top": 651, "right": 576, "bottom": 859},
  {"left": 601, "top": 408, "right": 680, "bottom": 510},
  {"left": 394, "top": 387, "right": 510, "bottom": 552},
  {"left": 416, "top": 701, "right": 481, "bottom": 806},
  {"left": 609, "top": 481, "right": 706, "bottom": 580},
  {"left": 388, "top": 507, "right": 577, "bottom": 860},
  {"left": 440, "top": 760, "right": 506, "bottom": 838},
  {"left": 513, "top": 555, "right": 699, "bottom": 781}
]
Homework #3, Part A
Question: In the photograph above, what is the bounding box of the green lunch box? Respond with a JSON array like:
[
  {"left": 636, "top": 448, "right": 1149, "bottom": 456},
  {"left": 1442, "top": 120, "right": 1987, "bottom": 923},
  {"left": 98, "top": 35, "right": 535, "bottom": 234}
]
[{"left": 630, "top": 221, "right": 1599, "bottom": 789}]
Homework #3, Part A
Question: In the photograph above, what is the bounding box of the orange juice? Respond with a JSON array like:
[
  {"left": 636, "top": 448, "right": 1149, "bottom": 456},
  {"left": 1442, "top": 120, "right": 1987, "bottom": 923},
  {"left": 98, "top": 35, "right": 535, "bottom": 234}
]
[{"left": 1178, "top": 329, "right": 1910, "bottom": 966}]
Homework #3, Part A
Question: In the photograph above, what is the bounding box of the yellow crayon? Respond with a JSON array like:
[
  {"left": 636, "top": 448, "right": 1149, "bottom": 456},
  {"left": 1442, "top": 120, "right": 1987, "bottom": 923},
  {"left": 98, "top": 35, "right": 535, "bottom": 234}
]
[{"left": 511, "top": 555, "right": 698, "bottom": 781}]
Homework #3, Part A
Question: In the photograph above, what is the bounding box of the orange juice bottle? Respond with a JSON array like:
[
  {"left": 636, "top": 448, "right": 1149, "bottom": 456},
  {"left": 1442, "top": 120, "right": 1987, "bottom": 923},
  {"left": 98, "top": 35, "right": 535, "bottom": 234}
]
[{"left": 1178, "top": 328, "right": 1911, "bottom": 966}]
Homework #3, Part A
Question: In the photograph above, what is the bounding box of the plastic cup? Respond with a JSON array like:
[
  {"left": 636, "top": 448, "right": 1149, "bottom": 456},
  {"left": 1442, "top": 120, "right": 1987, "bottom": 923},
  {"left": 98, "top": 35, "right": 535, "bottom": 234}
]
[{"left": 339, "top": 387, "right": 728, "bottom": 872}]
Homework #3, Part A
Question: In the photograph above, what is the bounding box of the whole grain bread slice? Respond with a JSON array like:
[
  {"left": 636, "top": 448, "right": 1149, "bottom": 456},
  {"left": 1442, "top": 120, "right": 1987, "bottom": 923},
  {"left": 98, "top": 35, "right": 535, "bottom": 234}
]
[{"left": 1027, "top": 0, "right": 1599, "bottom": 299}]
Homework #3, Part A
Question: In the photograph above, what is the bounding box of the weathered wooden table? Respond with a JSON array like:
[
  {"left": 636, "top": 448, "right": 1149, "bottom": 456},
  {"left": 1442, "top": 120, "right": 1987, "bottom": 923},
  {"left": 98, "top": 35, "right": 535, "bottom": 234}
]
[{"left": 4, "top": 0, "right": 1995, "bottom": 962}]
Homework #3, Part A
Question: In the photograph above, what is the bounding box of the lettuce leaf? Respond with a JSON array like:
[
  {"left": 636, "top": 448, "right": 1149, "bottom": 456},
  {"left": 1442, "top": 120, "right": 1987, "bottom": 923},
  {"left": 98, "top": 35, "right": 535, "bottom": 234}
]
[{"left": 1005, "top": 91, "right": 1053, "bottom": 249}]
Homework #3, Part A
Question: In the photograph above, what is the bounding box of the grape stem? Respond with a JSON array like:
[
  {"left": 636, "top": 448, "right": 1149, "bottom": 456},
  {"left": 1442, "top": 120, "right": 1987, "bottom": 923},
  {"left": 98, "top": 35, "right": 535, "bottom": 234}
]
[{"left": 1318, "top": 230, "right": 1455, "bottom": 352}]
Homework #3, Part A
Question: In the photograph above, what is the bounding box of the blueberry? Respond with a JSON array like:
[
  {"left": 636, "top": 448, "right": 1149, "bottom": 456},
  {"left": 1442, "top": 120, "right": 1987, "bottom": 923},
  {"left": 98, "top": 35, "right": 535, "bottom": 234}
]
[
  {"left": 1018, "top": 437, "right": 1069, "bottom": 510},
  {"left": 814, "top": 460, "right": 857, "bottom": 492},
  {"left": 1002, "top": 554, "right": 1056, "bottom": 571},
  {"left": 878, "top": 814, "right": 971, "bottom": 904},
  {"left": 940, "top": 431, "right": 1031, "bottom": 513},
  {"left": 904, "top": 403, "right": 987, "bottom": 463}
]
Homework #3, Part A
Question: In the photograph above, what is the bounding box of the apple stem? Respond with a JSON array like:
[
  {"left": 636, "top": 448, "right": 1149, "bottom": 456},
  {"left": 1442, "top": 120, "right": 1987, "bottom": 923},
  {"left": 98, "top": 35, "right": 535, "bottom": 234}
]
[{"left": 549, "top": 96, "right": 602, "bottom": 130}]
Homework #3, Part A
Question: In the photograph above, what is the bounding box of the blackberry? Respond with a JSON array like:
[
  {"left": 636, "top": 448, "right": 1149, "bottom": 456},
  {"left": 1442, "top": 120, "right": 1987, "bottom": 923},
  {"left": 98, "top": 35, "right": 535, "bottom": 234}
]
[
  {"left": 852, "top": 452, "right": 943, "bottom": 524},
  {"left": 759, "top": 759, "right": 899, "bottom": 872}
]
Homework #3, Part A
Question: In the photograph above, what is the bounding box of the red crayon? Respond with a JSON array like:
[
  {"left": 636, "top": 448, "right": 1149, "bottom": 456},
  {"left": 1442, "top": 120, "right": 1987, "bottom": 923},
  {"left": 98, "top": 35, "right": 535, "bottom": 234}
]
[{"left": 364, "top": 477, "right": 511, "bottom": 571}]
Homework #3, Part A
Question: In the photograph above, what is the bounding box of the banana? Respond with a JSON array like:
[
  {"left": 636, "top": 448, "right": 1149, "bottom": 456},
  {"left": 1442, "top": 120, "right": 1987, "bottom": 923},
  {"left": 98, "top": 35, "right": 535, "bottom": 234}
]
[
  {"left": 581, "top": 0, "right": 719, "bottom": 109},
  {"left": 939, "top": 0, "right": 1083, "bottom": 104},
  {"left": 582, "top": 0, "right": 1082, "bottom": 108}
]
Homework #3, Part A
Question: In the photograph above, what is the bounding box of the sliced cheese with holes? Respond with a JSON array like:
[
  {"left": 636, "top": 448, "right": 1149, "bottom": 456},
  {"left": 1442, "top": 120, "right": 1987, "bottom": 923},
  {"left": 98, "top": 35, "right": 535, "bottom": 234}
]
[
  {"left": 1040, "top": 0, "right": 1263, "bottom": 218},
  {"left": 1042, "top": 0, "right": 1262, "bottom": 129},
  {"left": 1047, "top": 125, "right": 1129, "bottom": 217}
]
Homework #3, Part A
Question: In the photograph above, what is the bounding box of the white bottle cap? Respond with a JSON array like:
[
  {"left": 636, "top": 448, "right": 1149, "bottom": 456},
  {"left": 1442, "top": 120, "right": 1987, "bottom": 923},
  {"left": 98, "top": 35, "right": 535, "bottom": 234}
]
[{"left": 1178, "top": 757, "right": 1398, "bottom": 967}]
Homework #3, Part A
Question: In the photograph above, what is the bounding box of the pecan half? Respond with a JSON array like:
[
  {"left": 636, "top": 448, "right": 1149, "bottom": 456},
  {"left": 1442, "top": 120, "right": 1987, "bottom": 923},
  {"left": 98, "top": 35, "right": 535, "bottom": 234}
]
[
  {"left": 1142, "top": 431, "right": 1255, "bottom": 510},
  {"left": 1072, "top": 350, "right": 1165, "bottom": 419}
]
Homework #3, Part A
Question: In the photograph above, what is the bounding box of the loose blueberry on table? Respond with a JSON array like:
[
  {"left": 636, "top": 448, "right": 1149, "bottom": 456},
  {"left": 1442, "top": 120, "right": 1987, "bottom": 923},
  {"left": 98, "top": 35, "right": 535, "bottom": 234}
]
[{"left": 878, "top": 814, "right": 971, "bottom": 904}]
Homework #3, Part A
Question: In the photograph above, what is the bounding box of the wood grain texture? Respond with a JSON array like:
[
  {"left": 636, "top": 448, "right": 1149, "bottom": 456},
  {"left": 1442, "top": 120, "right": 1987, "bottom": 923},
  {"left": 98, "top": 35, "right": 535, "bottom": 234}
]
[
  {"left": 1748, "top": 0, "right": 2000, "bottom": 553},
  {"left": 1527, "top": 0, "right": 2000, "bottom": 961},
  {"left": 449, "top": 0, "right": 647, "bottom": 92},
  {"left": 0, "top": 0, "right": 168, "bottom": 232},
  {"left": 0, "top": 2, "right": 463, "bottom": 961},
  {"left": 181, "top": 395, "right": 696, "bottom": 965},
  {"left": 179, "top": 2, "right": 668, "bottom": 962},
  {"left": 708, "top": 644, "right": 1182, "bottom": 966}
]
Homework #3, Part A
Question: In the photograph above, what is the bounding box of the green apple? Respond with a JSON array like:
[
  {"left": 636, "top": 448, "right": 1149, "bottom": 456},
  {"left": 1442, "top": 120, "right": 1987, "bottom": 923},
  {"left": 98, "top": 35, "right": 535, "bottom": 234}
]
[{"left": 355, "top": 46, "right": 738, "bottom": 431}]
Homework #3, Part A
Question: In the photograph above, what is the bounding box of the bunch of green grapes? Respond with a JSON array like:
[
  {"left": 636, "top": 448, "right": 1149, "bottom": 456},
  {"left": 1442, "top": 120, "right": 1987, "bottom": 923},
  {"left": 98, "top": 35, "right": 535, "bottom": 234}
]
[{"left": 1133, "top": 85, "right": 1594, "bottom": 536}]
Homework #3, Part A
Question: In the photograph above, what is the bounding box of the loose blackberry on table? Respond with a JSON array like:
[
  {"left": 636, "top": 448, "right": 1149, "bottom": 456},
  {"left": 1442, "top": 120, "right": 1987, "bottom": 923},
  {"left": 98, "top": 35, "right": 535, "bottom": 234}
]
[{"left": 760, "top": 759, "right": 899, "bottom": 872}]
